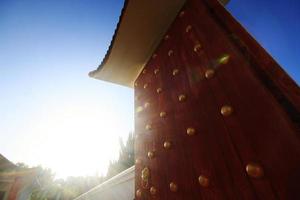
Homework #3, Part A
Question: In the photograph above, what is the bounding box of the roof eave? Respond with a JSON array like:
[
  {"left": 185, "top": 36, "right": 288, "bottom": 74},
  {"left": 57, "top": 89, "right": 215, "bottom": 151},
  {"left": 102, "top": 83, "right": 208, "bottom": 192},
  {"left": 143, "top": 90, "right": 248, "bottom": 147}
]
[{"left": 90, "top": 0, "right": 230, "bottom": 88}]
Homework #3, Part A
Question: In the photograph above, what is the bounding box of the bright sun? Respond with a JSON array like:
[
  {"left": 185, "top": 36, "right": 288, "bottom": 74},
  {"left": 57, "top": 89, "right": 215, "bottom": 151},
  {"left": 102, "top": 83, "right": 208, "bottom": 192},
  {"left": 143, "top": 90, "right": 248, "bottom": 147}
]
[{"left": 14, "top": 98, "right": 133, "bottom": 179}]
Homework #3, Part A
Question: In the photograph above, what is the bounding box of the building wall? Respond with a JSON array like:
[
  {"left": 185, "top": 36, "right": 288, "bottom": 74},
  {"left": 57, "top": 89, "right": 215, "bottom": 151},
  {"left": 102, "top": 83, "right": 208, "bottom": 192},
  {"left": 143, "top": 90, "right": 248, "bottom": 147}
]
[
  {"left": 0, "top": 172, "right": 36, "bottom": 200},
  {"left": 0, "top": 191, "right": 6, "bottom": 200},
  {"left": 0, "top": 178, "right": 14, "bottom": 200},
  {"left": 134, "top": 0, "right": 300, "bottom": 199}
]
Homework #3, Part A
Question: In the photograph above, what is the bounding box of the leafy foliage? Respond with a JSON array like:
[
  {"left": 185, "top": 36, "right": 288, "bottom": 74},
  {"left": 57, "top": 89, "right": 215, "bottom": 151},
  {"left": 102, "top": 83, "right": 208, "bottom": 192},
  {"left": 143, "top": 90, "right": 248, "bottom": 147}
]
[
  {"left": 26, "top": 132, "right": 135, "bottom": 200},
  {"left": 106, "top": 132, "right": 134, "bottom": 178}
]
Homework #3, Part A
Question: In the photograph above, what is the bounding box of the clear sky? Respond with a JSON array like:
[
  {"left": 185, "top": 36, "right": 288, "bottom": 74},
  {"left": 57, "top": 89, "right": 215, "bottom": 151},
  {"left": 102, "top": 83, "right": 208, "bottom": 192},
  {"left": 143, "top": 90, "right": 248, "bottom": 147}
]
[
  {"left": 227, "top": 0, "right": 300, "bottom": 83},
  {"left": 0, "top": 0, "right": 299, "bottom": 178},
  {"left": 0, "top": 0, "right": 131, "bottom": 178}
]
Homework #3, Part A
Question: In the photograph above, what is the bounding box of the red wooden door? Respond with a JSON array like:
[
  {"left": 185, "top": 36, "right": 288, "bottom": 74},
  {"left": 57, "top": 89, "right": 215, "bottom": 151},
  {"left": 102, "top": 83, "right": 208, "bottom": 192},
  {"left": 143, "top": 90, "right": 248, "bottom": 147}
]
[{"left": 134, "top": 0, "right": 300, "bottom": 199}]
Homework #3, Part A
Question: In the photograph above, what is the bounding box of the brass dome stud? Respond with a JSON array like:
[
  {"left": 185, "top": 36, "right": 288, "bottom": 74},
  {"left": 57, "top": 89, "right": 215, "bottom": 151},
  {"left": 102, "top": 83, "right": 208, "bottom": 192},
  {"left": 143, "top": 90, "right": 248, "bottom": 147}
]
[
  {"left": 159, "top": 111, "right": 166, "bottom": 118},
  {"left": 135, "top": 159, "right": 142, "bottom": 165},
  {"left": 145, "top": 124, "right": 152, "bottom": 130},
  {"left": 205, "top": 69, "right": 215, "bottom": 79},
  {"left": 246, "top": 163, "right": 264, "bottom": 178},
  {"left": 150, "top": 186, "right": 157, "bottom": 195},
  {"left": 135, "top": 106, "right": 143, "bottom": 113},
  {"left": 142, "top": 69, "right": 147, "bottom": 74},
  {"left": 147, "top": 151, "right": 154, "bottom": 159},
  {"left": 194, "top": 44, "right": 202, "bottom": 52},
  {"left": 169, "top": 182, "right": 178, "bottom": 192},
  {"left": 198, "top": 175, "right": 210, "bottom": 187},
  {"left": 143, "top": 83, "right": 148, "bottom": 89},
  {"left": 185, "top": 25, "right": 192, "bottom": 33},
  {"left": 168, "top": 50, "right": 174, "bottom": 56},
  {"left": 144, "top": 102, "right": 150, "bottom": 108},
  {"left": 178, "top": 94, "right": 186, "bottom": 102},
  {"left": 154, "top": 68, "right": 160, "bottom": 75},
  {"left": 186, "top": 127, "right": 196, "bottom": 136},
  {"left": 136, "top": 189, "right": 142, "bottom": 198},
  {"left": 156, "top": 88, "right": 163, "bottom": 94},
  {"left": 172, "top": 69, "right": 179, "bottom": 76},
  {"left": 221, "top": 105, "right": 233, "bottom": 116},
  {"left": 163, "top": 141, "right": 171, "bottom": 149}
]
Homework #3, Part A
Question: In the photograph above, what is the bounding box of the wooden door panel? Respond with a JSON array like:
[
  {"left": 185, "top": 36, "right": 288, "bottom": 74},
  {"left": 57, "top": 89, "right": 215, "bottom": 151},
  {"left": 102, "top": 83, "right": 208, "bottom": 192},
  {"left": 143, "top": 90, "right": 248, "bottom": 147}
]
[{"left": 134, "top": 0, "right": 300, "bottom": 199}]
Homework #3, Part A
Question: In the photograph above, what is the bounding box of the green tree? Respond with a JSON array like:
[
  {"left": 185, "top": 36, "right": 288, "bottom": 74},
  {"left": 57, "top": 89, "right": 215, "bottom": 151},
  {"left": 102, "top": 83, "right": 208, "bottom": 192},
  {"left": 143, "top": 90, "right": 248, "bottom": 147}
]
[
  {"left": 14, "top": 132, "right": 135, "bottom": 200},
  {"left": 106, "top": 132, "right": 135, "bottom": 179}
]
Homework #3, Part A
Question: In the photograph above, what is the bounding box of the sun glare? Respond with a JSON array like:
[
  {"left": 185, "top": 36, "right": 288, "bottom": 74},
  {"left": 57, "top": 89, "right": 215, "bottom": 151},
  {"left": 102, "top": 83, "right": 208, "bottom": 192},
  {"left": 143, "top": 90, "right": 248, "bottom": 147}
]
[{"left": 12, "top": 98, "right": 133, "bottom": 179}]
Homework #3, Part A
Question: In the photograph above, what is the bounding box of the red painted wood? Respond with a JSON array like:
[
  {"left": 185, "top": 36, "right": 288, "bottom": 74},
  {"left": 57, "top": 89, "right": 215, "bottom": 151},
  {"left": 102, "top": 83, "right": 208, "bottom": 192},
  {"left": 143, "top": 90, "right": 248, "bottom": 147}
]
[{"left": 134, "top": 0, "right": 300, "bottom": 199}]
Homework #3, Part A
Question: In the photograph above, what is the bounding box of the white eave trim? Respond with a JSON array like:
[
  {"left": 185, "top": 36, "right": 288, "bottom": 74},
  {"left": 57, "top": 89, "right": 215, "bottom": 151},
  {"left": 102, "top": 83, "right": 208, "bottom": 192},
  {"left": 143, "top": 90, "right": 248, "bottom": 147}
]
[{"left": 89, "top": 0, "right": 230, "bottom": 88}]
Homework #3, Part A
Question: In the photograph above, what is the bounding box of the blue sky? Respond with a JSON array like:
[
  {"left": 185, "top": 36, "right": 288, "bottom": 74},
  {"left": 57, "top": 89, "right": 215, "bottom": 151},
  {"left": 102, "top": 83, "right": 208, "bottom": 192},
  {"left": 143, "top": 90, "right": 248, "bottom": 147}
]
[
  {"left": 0, "top": 0, "right": 132, "bottom": 177},
  {"left": 0, "top": 0, "right": 299, "bottom": 178},
  {"left": 227, "top": 0, "right": 300, "bottom": 83}
]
